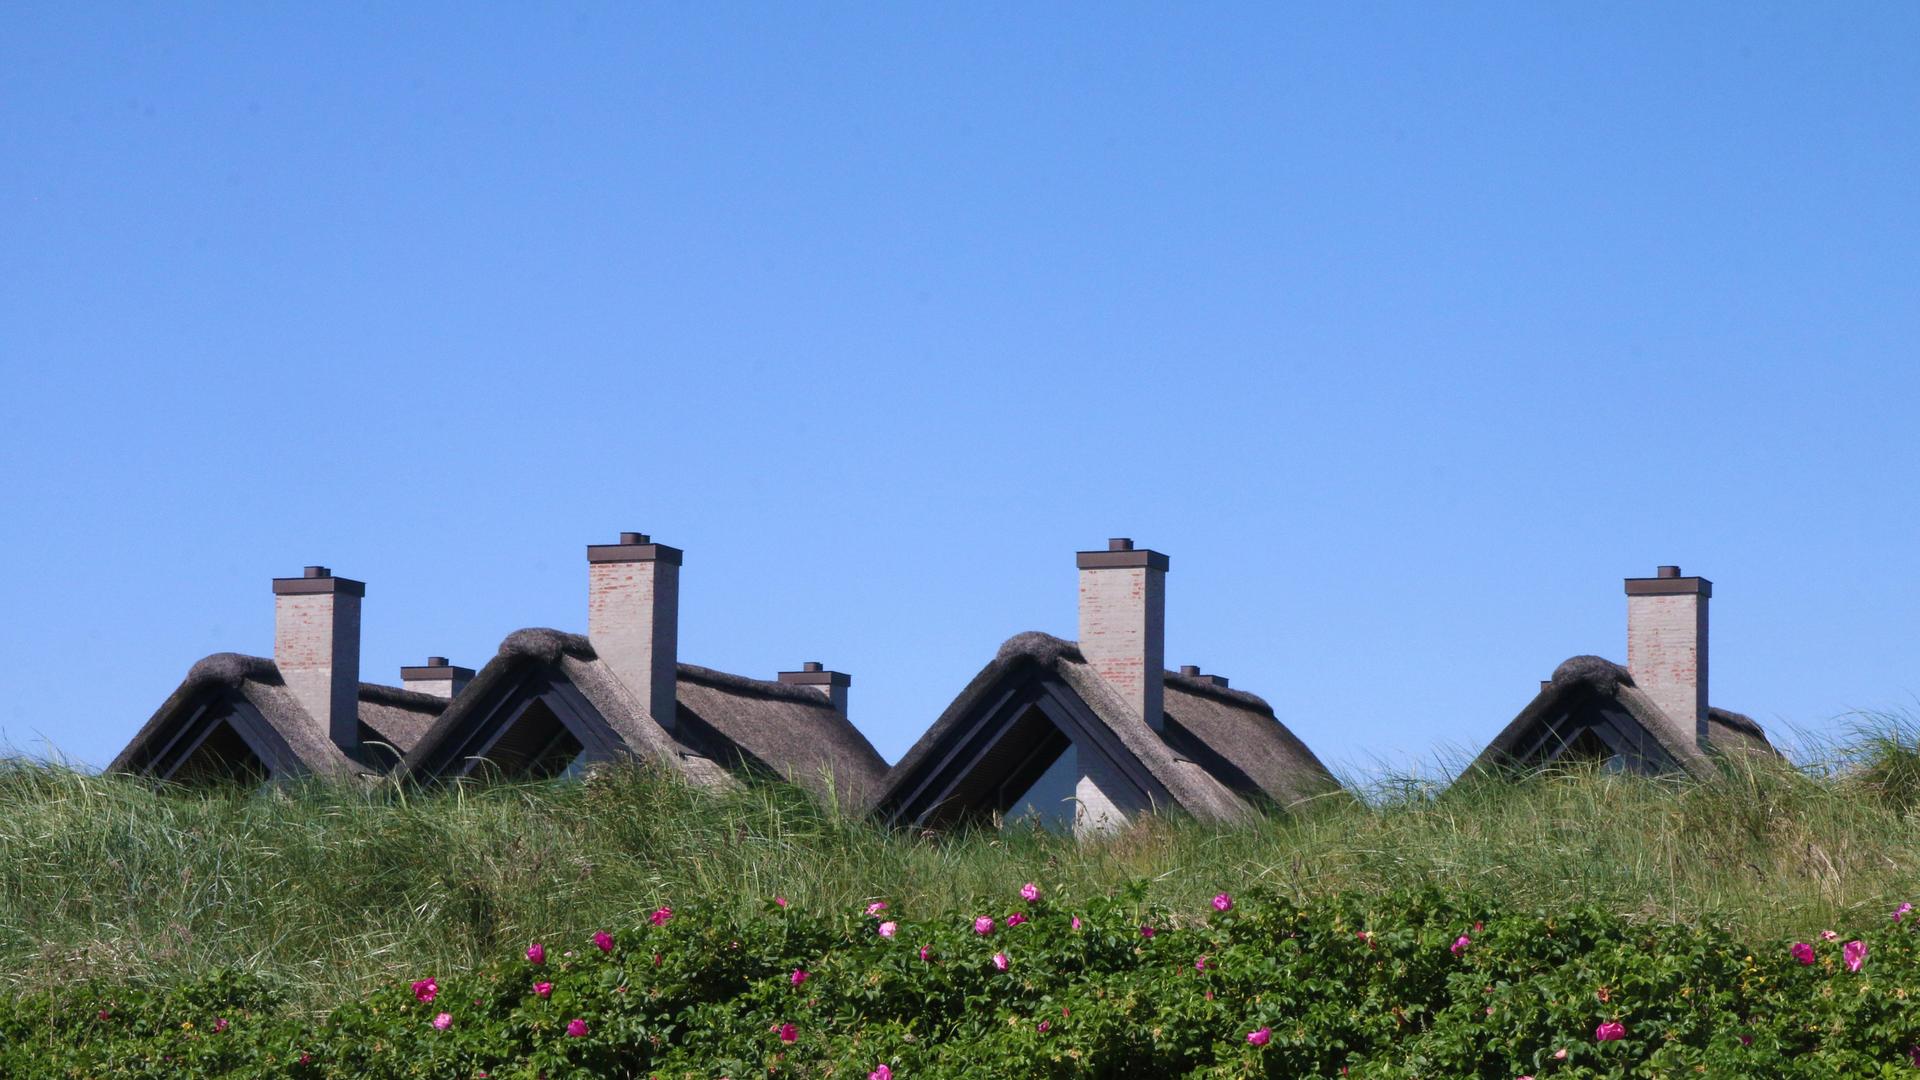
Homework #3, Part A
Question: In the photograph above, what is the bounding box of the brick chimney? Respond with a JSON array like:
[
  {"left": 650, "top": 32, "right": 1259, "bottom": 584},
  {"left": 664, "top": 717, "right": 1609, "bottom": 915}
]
[
  {"left": 400, "top": 656, "right": 475, "bottom": 698},
  {"left": 587, "top": 532, "right": 682, "bottom": 732},
  {"left": 778, "top": 661, "right": 851, "bottom": 715},
  {"left": 273, "top": 566, "right": 364, "bottom": 755},
  {"left": 1625, "top": 565, "right": 1711, "bottom": 744},
  {"left": 1076, "top": 538, "right": 1169, "bottom": 731}
]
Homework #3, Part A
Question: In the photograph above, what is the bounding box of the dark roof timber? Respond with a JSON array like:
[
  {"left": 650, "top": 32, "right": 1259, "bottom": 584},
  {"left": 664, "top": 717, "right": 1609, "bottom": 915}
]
[{"left": 1469, "top": 655, "right": 1777, "bottom": 780}]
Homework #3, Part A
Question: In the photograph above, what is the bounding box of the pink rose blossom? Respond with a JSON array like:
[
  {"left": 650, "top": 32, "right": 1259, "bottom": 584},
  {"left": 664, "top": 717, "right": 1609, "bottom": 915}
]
[
  {"left": 1005, "top": 913, "right": 1027, "bottom": 928},
  {"left": 534, "top": 982, "right": 553, "bottom": 999},
  {"left": 96, "top": 1010, "right": 109, "bottom": 1022},
  {"left": 526, "top": 942, "right": 546, "bottom": 965},
  {"left": 566, "top": 1018, "right": 588, "bottom": 1038},
  {"left": 1071, "top": 916, "right": 1082, "bottom": 930},
  {"left": 878, "top": 920, "right": 897, "bottom": 938},
  {"left": 1020, "top": 882, "right": 1040, "bottom": 902},
  {"left": 1844, "top": 939, "right": 1867, "bottom": 972},
  {"left": 1451, "top": 934, "right": 1471, "bottom": 955},
  {"left": 411, "top": 978, "right": 439, "bottom": 1003},
  {"left": 918, "top": 944, "right": 932, "bottom": 961},
  {"left": 1195, "top": 956, "right": 1209, "bottom": 971},
  {"left": 1037, "top": 1019, "right": 1051, "bottom": 1033},
  {"left": 869, "top": 1067, "right": 892, "bottom": 1080},
  {"left": 592, "top": 931, "right": 614, "bottom": 954},
  {"left": 992, "top": 952, "right": 1009, "bottom": 971},
  {"left": 1595, "top": 1021, "right": 1626, "bottom": 1042},
  {"left": 1212, "top": 893, "right": 1233, "bottom": 913},
  {"left": 778, "top": 1022, "right": 798, "bottom": 1043},
  {"left": 866, "top": 902, "right": 888, "bottom": 917},
  {"left": 432, "top": 1013, "right": 453, "bottom": 1031},
  {"left": 1896, "top": 902, "right": 1913, "bottom": 922},
  {"left": 973, "top": 916, "right": 995, "bottom": 936},
  {"left": 1820, "top": 929, "right": 1839, "bottom": 941},
  {"left": 1247, "top": 1027, "right": 1271, "bottom": 1046},
  {"left": 213, "top": 1018, "right": 228, "bottom": 1033},
  {"left": 1140, "top": 925, "right": 1156, "bottom": 938},
  {"left": 1790, "top": 941, "right": 1815, "bottom": 965},
  {"left": 791, "top": 969, "right": 809, "bottom": 986},
  {"left": 774, "top": 896, "right": 788, "bottom": 908},
  {"left": 650, "top": 906, "right": 673, "bottom": 927},
  {"left": 1553, "top": 1049, "right": 1567, "bottom": 1060}
]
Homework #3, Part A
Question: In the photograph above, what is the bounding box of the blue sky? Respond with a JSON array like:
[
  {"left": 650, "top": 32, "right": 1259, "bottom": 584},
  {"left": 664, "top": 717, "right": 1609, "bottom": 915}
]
[{"left": 2, "top": 3, "right": 1916, "bottom": 778}]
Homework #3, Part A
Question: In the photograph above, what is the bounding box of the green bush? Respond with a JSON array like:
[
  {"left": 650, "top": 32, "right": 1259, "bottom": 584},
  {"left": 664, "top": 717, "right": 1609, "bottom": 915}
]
[{"left": 6, "top": 884, "right": 1918, "bottom": 1078}]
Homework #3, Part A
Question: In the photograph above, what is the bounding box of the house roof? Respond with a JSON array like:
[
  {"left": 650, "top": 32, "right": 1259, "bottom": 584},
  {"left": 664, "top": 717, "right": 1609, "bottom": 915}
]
[
  {"left": 396, "top": 629, "right": 887, "bottom": 812},
  {"left": 1469, "top": 654, "right": 1777, "bottom": 779},
  {"left": 872, "top": 631, "right": 1342, "bottom": 828},
  {"left": 108, "top": 653, "right": 450, "bottom": 780}
]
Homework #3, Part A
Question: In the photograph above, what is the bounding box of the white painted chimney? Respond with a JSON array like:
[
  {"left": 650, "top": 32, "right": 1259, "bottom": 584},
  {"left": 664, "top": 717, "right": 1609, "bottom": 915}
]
[
  {"left": 778, "top": 661, "right": 851, "bottom": 714},
  {"left": 1076, "top": 538, "right": 1169, "bottom": 731},
  {"left": 273, "top": 566, "right": 364, "bottom": 754},
  {"left": 400, "top": 656, "right": 475, "bottom": 698},
  {"left": 587, "top": 531, "right": 681, "bottom": 732},
  {"left": 1625, "top": 565, "right": 1711, "bottom": 744}
]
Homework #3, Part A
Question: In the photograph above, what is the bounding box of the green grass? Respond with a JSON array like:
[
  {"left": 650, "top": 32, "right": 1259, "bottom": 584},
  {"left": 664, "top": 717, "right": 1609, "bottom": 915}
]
[{"left": 3, "top": 725, "right": 1918, "bottom": 1013}]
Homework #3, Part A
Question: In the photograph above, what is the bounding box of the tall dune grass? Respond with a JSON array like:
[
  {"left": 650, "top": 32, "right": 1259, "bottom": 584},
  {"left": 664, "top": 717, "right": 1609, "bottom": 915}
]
[{"left": 2, "top": 725, "right": 1918, "bottom": 1010}]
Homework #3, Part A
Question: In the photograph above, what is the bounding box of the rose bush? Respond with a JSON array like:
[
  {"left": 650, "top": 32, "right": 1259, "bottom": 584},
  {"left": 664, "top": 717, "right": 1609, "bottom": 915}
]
[{"left": 4, "top": 884, "right": 1918, "bottom": 1077}]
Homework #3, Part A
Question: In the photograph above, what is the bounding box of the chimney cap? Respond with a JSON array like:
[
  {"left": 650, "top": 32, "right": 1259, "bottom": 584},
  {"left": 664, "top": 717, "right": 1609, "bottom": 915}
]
[
  {"left": 1180, "top": 664, "right": 1201, "bottom": 676},
  {"left": 779, "top": 664, "right": 850, "bottom": 688},
  {"left": 1625, "top": 567, "right": 1712, "bottom": 597},
  {"left": 426, "top": 656, "right": 449, "bottom": 667},
  {"left": 588, "top": 533, "right": 684, "bottom": 565},
  {"left": 401, "top": 658, "right": 476, "bottom": 681},
  {"left": 273, "top": 568, "right": 366, "bottom": 596},
  {"left": 1076, "top": 539, "right": 1170, "bottom": 571}
]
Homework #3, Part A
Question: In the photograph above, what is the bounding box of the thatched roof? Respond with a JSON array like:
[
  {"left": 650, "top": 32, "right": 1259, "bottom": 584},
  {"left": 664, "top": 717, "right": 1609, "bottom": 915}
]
[
  {"left": 1469, "top": 654, "right": 1778, "bottom": 779},
  {"left": 397, "top": 629, "right": 887, "bottom": 812},
  {"left": 109, "top": 653, "right": 450, "bottom": 780},
  {"left": 872, "top": 631, "right": 1341, "bottom": 828}
]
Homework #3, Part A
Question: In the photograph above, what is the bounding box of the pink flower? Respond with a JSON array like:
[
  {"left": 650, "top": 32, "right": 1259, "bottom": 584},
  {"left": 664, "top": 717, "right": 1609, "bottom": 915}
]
[
  {"left": 992, "top": 952, "right": 1009, "bottom": 971},
  {"left": 866, "top": 902, "right": 888, "bottom": 917},
  {"left": 650, "top": 906, "right": 673, "bottom": 927},
  {"left": 774, "top": 896, "right": 788, "bottom": 908},
  {"left": 1005, "top": 913, "right": 1027, "bottom": 928},
  {"left": 778, "top": 1022, "right": 798, "bottom": 1044},
  {"left": 1595, "top": 1021, "right": 1626, "bottom": 1042},
  {"left": 213, "top": 1018, "right": 228, "bottom": 1033},
  {"left": 411, "top": 978, "right": 439, "bottom": 1003},
  {"left": 1451, "top": 934, "right": 1471, "bottom": 956},
  {"left": 878, "top": 920, "right": 897, "bottom": 938},
  {"left": 1739, "top": 1034, "right": 1754, "bottom": 1046},
  {"left": 1553, "top": 1049, "right": 1567, "bottom": 1060},
  {"left": 1195, "top": 956, "right": 1209, "bottom": 971},
  {"left": 1790, "top": 941, "right": 1815, "bottom": 965},
  {"left": 869, "top": 1067, "right": 892, "bottom": 1080},
  {"left": 918, "top": 944, "right": 932, "bottom": 961},
  {"left": 566, "top": 1018, "right": 588, "bottom": 1038},
  {"left": 526, "top": 942, "right": 546, "bottom": 965},
  {"left": 1896, "top": 902, "right": 1913, "bottom": 922},
  {"left": 432, "top": 1013, "right": 453, "bottom": 1031},
  {"left": 1140, "top": 925, "right": 1156, "bottom": 938},
  {"left": 1212, "top": 893, "right": 1233, "bottom": 913},
  {"left": 592, "top": 931, "right": 614, "bottom": 954},
  {"left": 1070, "top": 916, "right": 1082, "bottom": 930},
  {"left": 1820, "top": 929, "right": 1839, "bottom": 941},
  {"left": 1247, "top": 1027, "right": 1271, "bottom": 1046},
  {"left": 534, "top": 982, "right": 553, "bottom": 999},
  {"left": 1020, "top": 882, "right": 1040, "bottom": 902},
  {"left": 1844, "top": 939, "right": 1867, "bottom": 972},
  {"left": 1037, "top": 1019, "right": 1051, "bottom": 1033},
  {"left": 96, "top": 1010, "right": 109, "bottom": 1022},
  {"left": 791, "top": 968, "right": 809, "bottom": 986},
  {"left": 974, "top": 916, "right": 995, "bottom": 936}
]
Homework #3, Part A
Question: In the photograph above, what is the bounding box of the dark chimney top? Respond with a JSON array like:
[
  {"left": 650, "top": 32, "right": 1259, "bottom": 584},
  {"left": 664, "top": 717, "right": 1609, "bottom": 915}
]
[
  {"left": 620, "top": 532, "right": 650, "bottom": 544},
  {"left": 426, "top": 656, "right": 449, "bottom": 668},
  {"left": 1656, "top": 565, "right": 1681, "bottom": 578},
  {"left": 802, "top": 661, "right": 823, "bottom": 672},
  {"left": 1180, "top": 664, "right": 1201, "bottom": 676},
  {"left": 587, "top": 531, "right": 682, "bottom": 565},
  {"left": 1108, "top": 538, "right": 1134, "bottom": 551},
  {"left": 304, "top": 566, "right": 330, "bottom": 579}
]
